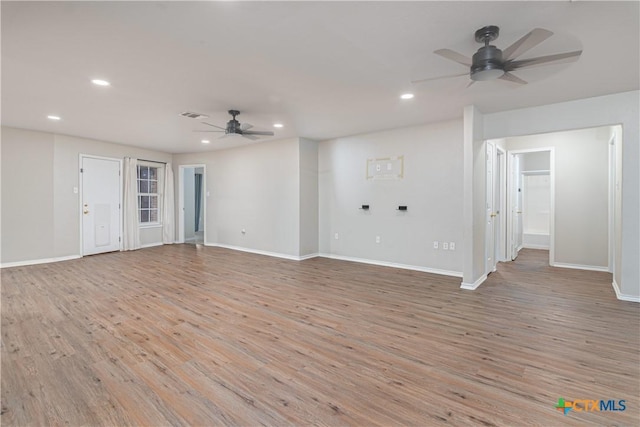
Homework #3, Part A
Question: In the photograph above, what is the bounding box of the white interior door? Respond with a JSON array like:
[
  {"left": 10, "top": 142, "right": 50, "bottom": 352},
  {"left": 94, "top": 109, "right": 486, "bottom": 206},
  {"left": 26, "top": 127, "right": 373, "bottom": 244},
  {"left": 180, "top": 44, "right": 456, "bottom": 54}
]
[{"left": 82, "top": 156, "right": 121, "bottom": 255}]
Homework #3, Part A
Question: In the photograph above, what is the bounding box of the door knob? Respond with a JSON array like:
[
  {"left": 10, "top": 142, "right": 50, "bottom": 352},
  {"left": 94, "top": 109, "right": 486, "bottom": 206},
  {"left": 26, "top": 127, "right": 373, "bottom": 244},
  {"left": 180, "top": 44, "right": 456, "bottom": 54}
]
[
  {"left": 83, "top": 209, "right": 90, "bottom": 214},
  {"left": 490, "top": 212, "right": 497, "bottom": 218}
]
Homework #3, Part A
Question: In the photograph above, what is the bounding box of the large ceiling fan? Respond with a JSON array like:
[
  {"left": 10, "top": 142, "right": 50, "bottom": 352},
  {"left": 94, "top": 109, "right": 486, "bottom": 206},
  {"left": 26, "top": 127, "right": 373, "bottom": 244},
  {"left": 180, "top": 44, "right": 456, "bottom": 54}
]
[
  {"left": 413, "top": 26, "right": 582, "bottom": 86},
  {"left": 195, "top": 110, "right": 275, "bottom": 140}
]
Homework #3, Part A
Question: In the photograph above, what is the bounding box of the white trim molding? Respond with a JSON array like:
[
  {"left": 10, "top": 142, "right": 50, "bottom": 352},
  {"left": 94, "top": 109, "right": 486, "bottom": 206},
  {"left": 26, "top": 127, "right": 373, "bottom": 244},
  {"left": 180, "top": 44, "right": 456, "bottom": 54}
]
[
  {"left": 1, "top": 255, "right": 82, "bottom": 269},
  {"left": 551, "top": 262, "right": 609, "bottom": 272},
  {"left": 612, "top": 280, "right": 640, "bottom": 303},
  {"left": 140, "top": 242, "right": 164, "bottom": 249},
  {"left": 460, "top": 274, "right": 487, "bottom": 290},
  {"left": 319, "top": 253, "right": 463, "bottom": 278},
  {"left": 206, "top": 243, "right": 317, "bottom": 262}
]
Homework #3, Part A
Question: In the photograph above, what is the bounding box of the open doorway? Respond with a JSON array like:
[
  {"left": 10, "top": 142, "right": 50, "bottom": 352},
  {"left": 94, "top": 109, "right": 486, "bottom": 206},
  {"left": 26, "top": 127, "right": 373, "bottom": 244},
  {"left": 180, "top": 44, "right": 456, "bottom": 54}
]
[
  {"left": 508, "top": 148, "right": 554, "bottom": 262},
  {"left": 487, "top": 125, "right": 620, "bottom": 276},
  {"left": 179, "top": 165, "right": 206, "bottom": 245}
]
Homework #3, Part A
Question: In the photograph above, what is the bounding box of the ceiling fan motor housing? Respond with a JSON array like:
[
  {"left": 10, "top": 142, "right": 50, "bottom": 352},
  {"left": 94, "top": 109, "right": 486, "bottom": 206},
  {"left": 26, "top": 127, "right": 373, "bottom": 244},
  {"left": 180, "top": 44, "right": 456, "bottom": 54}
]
[
  {"left": 471, "top": 45, "right": 505, "bottom": 81},
  {"left": 226, "top": 109, "right": 242, "bottom": 134}
]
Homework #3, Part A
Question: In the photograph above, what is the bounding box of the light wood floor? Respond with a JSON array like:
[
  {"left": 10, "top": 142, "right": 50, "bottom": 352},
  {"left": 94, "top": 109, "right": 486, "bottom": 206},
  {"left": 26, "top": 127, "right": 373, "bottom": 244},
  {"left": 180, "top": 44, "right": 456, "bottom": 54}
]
[{"left": 2, "top": 246, "right": 638, "bottom": 426}]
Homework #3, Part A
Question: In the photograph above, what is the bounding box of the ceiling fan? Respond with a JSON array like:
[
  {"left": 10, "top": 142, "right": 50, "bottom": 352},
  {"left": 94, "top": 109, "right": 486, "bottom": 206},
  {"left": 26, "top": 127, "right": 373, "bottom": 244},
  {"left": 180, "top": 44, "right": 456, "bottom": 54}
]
[
  {"left": 195, "top": 110, "right": 275, "bottom": 140},
  {"left": 413, "top": 26, "right": 582, "bottom": 86}
]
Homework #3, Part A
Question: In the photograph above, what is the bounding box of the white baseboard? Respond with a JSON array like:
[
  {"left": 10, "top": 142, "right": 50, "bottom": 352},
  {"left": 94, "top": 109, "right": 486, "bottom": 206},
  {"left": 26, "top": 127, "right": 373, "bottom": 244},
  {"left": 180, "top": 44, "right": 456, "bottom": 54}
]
[
  {"left": 523, "top": 244, "right": 550, "bottom": 250},
  {"left": 460, "top": 274, "right": 487, "bottom": 290},
  {"left": 318, "top": 253, "right": 463, "bottom": 278},
  {"left": 1, "top": 254, "right": 82, "bottom": 269},
  {"left": 140, "top": 242, "right": 164, "bottom": 249},
  {"left": 551, "top": 262, "right": 609, "bottom": 272},
  {"left": 612, "top": 280, "right": 640, "bottom": 302},
  {"left": 206, "top": 243, "right": 318, "bottom": 261}
]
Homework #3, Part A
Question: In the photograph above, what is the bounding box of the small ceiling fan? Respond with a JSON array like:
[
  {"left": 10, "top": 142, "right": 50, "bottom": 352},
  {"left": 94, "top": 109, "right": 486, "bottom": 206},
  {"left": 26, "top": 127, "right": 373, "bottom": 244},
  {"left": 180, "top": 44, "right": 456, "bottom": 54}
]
[
  {"left": 413, "top": 26, "right": 582, "bottom": 86},
  {"left": 195, "top": 110, "right": 275, "bottom": 140}
]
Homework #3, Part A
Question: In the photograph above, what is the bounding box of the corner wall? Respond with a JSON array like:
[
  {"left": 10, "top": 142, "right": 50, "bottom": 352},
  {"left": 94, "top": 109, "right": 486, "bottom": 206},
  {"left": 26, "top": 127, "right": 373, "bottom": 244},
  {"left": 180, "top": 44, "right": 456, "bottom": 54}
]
[
  {"left": 318, "top": 119, "right": 464, "bottom": 276},
  {"left": 172, "top": 137, "right": 309, "bottom": 258},
  {"left": 1, "top": 126, "right": 172, "bottom": 265}
]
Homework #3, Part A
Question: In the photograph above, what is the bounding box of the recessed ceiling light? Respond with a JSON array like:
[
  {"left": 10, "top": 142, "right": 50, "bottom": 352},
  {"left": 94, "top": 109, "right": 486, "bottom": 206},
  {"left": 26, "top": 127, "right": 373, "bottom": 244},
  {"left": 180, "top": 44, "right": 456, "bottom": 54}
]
[
  {"left": 91, "top": 79, "right": 111, "bottom": 86},
  {"left": 273, "top": 123, "right": 284, "bottom": 128},
  {"left": 47, "top": 115, "right": 61, "bottom": 120},
  {"left": 201, "top": 139, "right": 210, "bottom": 144},
  {"left": 400, "top": 93, "right": 414, "bottom": 100}
]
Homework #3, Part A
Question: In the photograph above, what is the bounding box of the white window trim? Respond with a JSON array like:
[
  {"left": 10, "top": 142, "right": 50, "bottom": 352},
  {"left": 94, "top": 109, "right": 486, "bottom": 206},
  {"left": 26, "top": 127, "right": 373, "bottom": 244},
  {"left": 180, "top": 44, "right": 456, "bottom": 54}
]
[{"left": 137, "top": 161, "right": 164, "bottom": 227}]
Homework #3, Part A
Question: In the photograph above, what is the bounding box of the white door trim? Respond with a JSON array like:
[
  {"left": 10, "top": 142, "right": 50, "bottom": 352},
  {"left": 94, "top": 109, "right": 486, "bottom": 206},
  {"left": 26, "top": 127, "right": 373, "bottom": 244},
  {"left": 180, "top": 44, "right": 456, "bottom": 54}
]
[
  {"left": 178, "top": 164, "right": 207, "bottom": 244},
  {"left": 496, "top": 146, "right": 507, "bottom": 262},
  {"left": 79, "top": 154, "right": 123, "bottom": 256}
]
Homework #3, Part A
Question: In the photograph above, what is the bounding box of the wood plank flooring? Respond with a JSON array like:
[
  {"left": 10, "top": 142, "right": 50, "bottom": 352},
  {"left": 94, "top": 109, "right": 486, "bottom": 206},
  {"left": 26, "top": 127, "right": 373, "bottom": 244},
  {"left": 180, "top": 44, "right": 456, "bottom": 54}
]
[{"left": 2, "top": 246, "right": 638, "bottom": 426}]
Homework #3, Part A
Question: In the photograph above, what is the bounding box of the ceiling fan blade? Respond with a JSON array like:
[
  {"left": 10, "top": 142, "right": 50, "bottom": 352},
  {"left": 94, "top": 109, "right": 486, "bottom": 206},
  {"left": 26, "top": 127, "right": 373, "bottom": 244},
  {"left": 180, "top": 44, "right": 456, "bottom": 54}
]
[
  {"left": 507, "top": 50, "right": 582, "bottom": 70},
  {"left": 201, "top": 121, "right": 227, "bottom": 130},
  {"left": 411, "top": 72, "right": 468, "bottom": 84},
  {"left": 243, "top": 130, "right": 275, "bottom": 136},
  {"left": 194, "top": 130, "right": 224, "bottom": 133},
  {"left": 499, "top": 72, "right": 528, "bottom": 85},
  {"left": 434, "top": 49, "right": 472, "bottom": 67},
  {"left": 502, "top": 28, "right": 553, "bottom": 61},
  {"left": 242, "top": 134, "right": 259, "bottom": 141},
  {"left": 240, "top": 123, "right": 253, "bottom": 131}
]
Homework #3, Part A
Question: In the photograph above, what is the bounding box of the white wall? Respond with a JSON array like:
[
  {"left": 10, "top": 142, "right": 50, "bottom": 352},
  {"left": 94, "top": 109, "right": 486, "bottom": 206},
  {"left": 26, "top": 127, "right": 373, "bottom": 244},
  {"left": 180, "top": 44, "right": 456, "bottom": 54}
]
[
  {"left": 173, "top": 138, "right": 303, "bottom": 257},
  {"left": 1, "top": 128, "right": 55, "bottom": 263},
  {"left": 483, "top": 91, "right": 638, "bottom": 298},
  {"left": 521, "top": 151, "right": 550, "bottom": 172},
  {"left": 299, "top": 138, "right": 319, "bottom": 256},
  {"left": 319, "top": 119, "right": 463, "bottom": 275},
  {"left": 1, "top": 126, "right": 172, "bottom": 265},
  {"left": 462, "top": 106, "right": 486, "bottom": 287}
]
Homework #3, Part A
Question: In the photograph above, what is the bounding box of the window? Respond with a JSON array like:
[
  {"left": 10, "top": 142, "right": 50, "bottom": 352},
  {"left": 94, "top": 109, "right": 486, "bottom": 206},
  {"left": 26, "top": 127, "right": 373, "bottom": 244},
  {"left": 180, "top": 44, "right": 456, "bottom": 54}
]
[{"left": 137, "top": 165, "right": 160, "bottom": 224}]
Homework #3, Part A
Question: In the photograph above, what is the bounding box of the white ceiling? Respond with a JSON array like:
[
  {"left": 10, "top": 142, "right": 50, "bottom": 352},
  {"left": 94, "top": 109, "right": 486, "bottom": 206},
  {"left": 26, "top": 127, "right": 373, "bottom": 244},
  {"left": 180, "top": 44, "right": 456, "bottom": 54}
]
[{"left": 2, "top": 1, "right": 638, "bottom": 154}]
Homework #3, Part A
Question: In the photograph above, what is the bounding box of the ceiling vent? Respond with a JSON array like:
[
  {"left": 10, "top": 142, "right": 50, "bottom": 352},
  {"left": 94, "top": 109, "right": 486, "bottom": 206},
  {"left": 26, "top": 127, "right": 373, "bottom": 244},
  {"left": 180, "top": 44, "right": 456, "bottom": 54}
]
[{"left": 179, "top": 111, "right": 209, "bottom": 120}]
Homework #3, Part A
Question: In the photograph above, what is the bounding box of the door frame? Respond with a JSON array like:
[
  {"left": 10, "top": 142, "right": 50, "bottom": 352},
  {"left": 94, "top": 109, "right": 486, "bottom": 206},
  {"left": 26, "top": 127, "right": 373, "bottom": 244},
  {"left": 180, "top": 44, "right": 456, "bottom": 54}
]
[
  {"left": 506, "top": 147, "right": 555, "bottom": 265},
  {"left": 496, "top": 146, "right": 507, "bottom": 263},
  {"left": 178, "top": 164, "right": 207, "bottom": 244},
  {"left": 78, "top": 154, "right": 123, "bottom": 256},
  {"left": 485, "top": 143, "right": 508, "bottom": 274},
  {"left": 485, "top": 140, "right": 496, "bottom": 275}
]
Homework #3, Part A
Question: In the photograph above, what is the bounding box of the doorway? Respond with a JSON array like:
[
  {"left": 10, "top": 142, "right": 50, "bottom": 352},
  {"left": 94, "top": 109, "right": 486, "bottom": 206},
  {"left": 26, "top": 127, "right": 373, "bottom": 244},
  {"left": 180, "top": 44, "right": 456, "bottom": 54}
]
[
  {"left": 80, "top": 155, "right": 122, "bottom": 255},
  {"left": 489, "top": 125, "right": 618, "bottom": 276},
  {"left": 179, "top": 165, "right": 206, "bottom": 244},
  {"left": 508, "top": 149, "right": 553, "bottom": 262}
]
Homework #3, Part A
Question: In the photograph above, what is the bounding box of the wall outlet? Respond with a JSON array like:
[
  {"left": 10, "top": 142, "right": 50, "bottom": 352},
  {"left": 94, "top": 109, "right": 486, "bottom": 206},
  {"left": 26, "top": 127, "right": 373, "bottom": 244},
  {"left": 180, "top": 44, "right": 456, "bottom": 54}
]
[
  {"left": 443, "top": 242, "right": 449, "bottom": 250},
  {"left": 433, "top": 241, "right": 439, "bottom": 249},
  {"left": 334, "top": 233, "right": 339, "bottom": 240},
  {"left": 375, "top": 235, "right": 381, "bottom": 244},
  {"left": 449, "top": 242, "right": 455, "bottom": 251},
  {"left": 241, "top": 228, "right": 246, "bottom": 234}
]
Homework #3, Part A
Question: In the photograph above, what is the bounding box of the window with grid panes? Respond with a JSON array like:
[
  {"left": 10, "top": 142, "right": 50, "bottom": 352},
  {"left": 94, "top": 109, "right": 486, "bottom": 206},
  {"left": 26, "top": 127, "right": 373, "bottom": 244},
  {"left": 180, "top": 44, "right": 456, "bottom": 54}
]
[{"left": 137, "top": 165, "right": 160, "bottom": 224}]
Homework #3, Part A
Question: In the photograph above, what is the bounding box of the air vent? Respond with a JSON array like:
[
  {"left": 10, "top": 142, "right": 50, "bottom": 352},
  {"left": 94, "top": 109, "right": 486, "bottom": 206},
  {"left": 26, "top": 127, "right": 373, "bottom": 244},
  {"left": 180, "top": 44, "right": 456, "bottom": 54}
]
[{"left": 179, "top": 111, "right": 209, "bottom": 120}]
